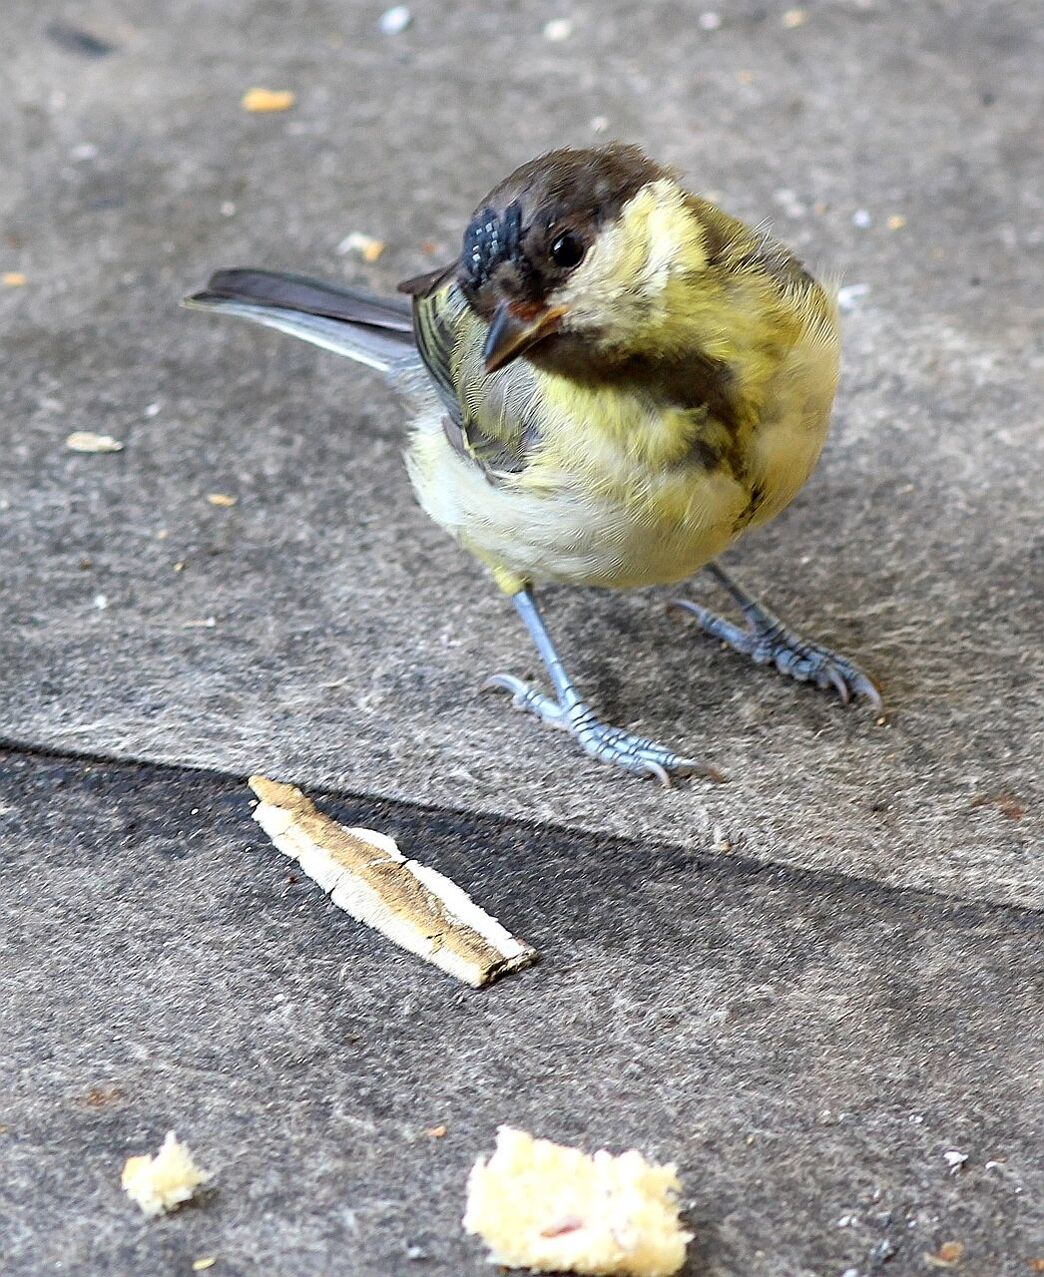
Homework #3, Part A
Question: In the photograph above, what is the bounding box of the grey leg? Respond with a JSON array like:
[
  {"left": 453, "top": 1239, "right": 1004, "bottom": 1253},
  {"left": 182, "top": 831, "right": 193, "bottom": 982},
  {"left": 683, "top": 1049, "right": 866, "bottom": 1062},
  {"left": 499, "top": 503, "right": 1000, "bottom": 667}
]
[
  {"left": 486, "top": 588, "right": 721, "bottom": 786},
  {"left": 670, "top": 563, "right": 883, "bottom": 712}
]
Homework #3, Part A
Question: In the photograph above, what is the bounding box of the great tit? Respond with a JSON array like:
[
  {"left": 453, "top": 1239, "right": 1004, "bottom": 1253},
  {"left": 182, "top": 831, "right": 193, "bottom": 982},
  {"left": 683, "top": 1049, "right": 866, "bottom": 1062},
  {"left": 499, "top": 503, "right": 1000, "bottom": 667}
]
[{"left": 185, "top": 143, "right": 880, "bottom": 784}]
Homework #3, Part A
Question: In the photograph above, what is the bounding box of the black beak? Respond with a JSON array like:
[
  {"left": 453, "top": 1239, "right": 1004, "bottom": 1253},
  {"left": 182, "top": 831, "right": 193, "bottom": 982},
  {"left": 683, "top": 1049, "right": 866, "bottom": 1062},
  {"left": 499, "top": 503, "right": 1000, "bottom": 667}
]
[{"left": 482, "top": 301, "right": 566, "bottom": 373}]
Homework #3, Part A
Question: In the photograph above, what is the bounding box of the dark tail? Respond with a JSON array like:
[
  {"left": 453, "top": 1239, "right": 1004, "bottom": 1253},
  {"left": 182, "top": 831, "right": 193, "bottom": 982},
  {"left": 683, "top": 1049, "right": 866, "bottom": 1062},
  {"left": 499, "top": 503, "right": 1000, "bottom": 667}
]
[{"left": 183, "top": 268, "right": 417, "bottom": 373}]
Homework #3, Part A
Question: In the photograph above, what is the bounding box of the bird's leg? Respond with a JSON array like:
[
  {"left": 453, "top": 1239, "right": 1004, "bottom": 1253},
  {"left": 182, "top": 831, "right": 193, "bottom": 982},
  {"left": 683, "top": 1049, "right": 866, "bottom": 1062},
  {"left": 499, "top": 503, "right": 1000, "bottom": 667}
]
[
  {"left": 485, "top": 587, "right": 720, "bottom": 786},
  {"left": 670, "top": 562, "right": 883, "bottom": 712}
]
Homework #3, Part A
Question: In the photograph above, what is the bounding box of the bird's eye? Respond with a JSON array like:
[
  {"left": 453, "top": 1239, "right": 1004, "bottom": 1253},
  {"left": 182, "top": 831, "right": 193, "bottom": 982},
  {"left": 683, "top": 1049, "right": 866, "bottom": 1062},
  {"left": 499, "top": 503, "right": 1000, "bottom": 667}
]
[{"left": 549, "top": 232, "right": 585, "bottom": 269}]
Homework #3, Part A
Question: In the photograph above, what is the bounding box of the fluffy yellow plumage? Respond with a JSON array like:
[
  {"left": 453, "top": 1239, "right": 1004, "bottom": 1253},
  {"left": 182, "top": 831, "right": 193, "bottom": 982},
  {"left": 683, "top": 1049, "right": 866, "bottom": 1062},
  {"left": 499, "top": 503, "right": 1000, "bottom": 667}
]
[
  {"left": 405, "top": 161, "right": 839, "bottom": 595},
  {"left": 187, "top": 143, "right": 879, "bottom": 783}
]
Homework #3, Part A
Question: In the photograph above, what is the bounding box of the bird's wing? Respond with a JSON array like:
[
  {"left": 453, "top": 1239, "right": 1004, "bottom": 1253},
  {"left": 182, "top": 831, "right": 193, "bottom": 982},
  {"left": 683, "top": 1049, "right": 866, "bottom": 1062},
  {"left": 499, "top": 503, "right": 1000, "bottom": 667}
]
[
  {"left": 184, "top": 269, "right": 416, "bottom": 373},
  {"left": 411, "top": 281, "right": 543, "bottom": 480}
]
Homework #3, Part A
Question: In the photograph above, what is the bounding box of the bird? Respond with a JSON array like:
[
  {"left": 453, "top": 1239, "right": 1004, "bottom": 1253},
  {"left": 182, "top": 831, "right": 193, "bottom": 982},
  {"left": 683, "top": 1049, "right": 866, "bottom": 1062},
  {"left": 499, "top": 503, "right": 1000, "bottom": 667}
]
[{"left": 184, "top": 143, "right": 881, "bottom": 785}]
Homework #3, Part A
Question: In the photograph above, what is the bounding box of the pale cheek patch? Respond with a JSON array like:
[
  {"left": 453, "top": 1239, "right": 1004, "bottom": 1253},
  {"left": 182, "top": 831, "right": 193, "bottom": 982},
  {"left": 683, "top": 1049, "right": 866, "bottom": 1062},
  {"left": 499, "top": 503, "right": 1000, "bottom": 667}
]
[{"left": 557, "top": 180, "right": 706, "bottom": 345}]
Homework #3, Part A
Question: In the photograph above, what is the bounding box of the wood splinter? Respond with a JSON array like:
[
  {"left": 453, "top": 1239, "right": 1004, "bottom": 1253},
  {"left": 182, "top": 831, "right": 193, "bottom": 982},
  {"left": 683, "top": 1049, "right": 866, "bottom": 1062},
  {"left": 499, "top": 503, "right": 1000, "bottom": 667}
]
[{"left": 248, "top": 776, "right": 538, "bottom": 988}]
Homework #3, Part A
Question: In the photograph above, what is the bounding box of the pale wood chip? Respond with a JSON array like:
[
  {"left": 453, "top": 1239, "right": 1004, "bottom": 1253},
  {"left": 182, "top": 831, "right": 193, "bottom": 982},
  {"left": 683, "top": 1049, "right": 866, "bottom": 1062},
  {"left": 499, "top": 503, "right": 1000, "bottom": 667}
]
[{"left": 248, "top": 777, "right": 537, "bottom": 988}]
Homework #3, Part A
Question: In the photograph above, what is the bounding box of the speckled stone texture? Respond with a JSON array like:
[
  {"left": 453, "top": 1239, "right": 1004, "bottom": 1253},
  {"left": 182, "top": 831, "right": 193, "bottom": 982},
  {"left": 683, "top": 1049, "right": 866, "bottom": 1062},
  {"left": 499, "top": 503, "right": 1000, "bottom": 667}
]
[
  {"left": 1, "top": 751, "right": 1041, "bottom": 1276},
  {"left": 1, "top": 1, "right": 1042, "bottom": 1273},
  {"left": 2, "top": 0, "right": 1041, "bottom": 905}
]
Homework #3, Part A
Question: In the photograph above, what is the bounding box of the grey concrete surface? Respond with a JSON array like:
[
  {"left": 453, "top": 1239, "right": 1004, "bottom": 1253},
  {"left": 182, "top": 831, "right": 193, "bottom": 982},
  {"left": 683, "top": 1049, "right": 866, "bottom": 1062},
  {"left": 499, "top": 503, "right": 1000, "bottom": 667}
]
[
  {"left": 2, "top": 0, "right": 1042, "bottom": 906},
  {"left": 1, "top": 750, "right": 1042, "bottom": 1277},
  {"left": 1, "top": 5, "right": 1043, "bottom": 1273}
]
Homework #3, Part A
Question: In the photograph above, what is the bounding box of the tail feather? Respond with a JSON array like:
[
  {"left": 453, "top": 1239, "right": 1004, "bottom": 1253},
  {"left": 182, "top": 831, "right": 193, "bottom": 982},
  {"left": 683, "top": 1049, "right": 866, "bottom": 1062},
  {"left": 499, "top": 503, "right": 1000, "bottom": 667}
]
[{"left": 183, "top": 268, "right": 417, "bottom": 373}]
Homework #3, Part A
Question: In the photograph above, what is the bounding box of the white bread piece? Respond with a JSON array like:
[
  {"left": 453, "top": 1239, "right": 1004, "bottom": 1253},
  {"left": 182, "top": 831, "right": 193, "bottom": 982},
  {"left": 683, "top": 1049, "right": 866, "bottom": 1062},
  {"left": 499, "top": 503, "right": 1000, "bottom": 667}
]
[
  {"left": 463, "top": 1126, "right": 691, "bottom": 1276},
  {"left": 248, "top": 776, "right": 537, "bottom": 988},
  {"left": 121, "top": 1131, "right": 211, "bottom": 1216}
]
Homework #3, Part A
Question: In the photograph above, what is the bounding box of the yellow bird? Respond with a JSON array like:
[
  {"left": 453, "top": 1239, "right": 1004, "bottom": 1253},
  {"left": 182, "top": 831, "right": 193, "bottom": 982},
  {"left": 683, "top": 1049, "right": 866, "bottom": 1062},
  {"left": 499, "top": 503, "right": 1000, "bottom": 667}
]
[{"left": 186, "top": 143, "right": 880, "bottom": 783}]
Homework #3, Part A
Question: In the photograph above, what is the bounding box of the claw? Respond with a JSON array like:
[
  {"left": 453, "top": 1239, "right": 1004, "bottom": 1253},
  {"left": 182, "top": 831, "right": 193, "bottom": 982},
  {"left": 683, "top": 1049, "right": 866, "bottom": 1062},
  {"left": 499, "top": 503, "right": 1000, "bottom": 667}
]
[
  {"left": 483, "top": 672, "right": 528, "bottom": 697},
  {"left": 677, "top": 574, "right": 882, "bottom": 714},
  {"left": 643, "top": 760, "right": 672, "bottom": 788},
  {"left": 855, "top": 674, "right": 886, "bottom": 716},
  {"left": 827, "top": 665, "right": 851, "bottom": 705}
]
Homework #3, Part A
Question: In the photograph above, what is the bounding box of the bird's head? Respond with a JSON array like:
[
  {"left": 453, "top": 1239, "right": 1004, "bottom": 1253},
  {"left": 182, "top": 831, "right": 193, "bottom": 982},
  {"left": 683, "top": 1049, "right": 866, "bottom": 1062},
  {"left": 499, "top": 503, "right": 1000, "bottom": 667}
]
[{"left": 402, "top": 144, "right": 715, "bottom": 375}]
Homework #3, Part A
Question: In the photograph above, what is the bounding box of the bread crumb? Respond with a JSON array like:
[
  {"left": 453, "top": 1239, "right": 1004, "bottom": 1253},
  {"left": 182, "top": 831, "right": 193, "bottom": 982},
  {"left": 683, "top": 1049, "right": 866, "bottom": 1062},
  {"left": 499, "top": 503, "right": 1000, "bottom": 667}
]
[
  {"left": 241, "top": 87, "right": 295, "bottom": 113},
  {"left": 426, "top": 1124, "right": 448, "bottom": 1139},
  {"left": 463, "top": 1126, "right": 691, "bottom": 1276},
  {"left": 887, "top": 214, "right": 907, "bottom": 230},
  {"left": 336, "top": 231, "right": 385, "bottom": 262},
  {"left": 2, "top": 272, "right": 27, "bottom": 287},
  {"left": 192, "top": 1260, "right": 217, "bottom": 1272},
  {"left": 924, "top": 1240, "right": 965, "bottom": 1267},
  {"left": 543, "top": 18, "right": 574, "bottom": 41},
  {"left": 206, "top": 492, "right": 237, "bottom": 507},
  {"left": 121, "top": 1131, "right": 211, "bottom": 1216},
  {"left": 378, "top": 5, "right": 412, "bottom": 35},
  {"left": 782, "top": 8, "right": 808, "bottom": 27},
  {"left": 66, "top": 431, "right": 124, "bottom": 453}
]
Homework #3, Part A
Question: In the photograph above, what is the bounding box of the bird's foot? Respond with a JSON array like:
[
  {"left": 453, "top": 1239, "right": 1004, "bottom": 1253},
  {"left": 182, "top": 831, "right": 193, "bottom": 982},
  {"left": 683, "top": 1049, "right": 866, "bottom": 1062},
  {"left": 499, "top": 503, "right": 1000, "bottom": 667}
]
[
  {"left": 669, "top": 597, "right": 883, "bottom": 714},
  {"left": 484, "top": 674, "right": 722, "bottom": 786}
]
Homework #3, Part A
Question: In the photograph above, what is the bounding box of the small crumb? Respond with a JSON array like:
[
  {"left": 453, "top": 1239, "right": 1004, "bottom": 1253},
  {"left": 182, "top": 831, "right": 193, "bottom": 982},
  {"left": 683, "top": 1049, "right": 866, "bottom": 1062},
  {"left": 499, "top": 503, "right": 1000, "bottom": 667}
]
[
  {"left": 378, "top": 5, "right": 413, "bottom": 35},
  {"left": 813, "top": 200, "right": 829, "bottom": 214},
  {"left": 121, "top": 1131, "right": 211, "bottom": 1217},
  {"left": 66, "top": 431, "right": 124, "bottom": 453},
  {"left": 144, "top": 401, "right": 161, "bottom": 417},
  {"left": 969, "top": 792, "right": 1025, "bottom": 820},
  {"left": 1027, "top": 1261, "right": 1044, "bottom": 1273},
  {"left": 405, "top": 1244, "right": 427, "bottom": 1260},
  {"left": 426, "top": 1124, "right": 448, "bottom": 1139},
  {"left": 943, "top": 1149, "right": 968, "bottom": 1174},
  {"left": 336, "top": 231, "right": 385, "bottom": 262},
  {"left": 698, "top": 12, "right": 722, "bottom": 29},
  {"left": 192, "top": 1261, "right": 217, "bottom": 1273},
  {"left": 93, "top": 594, "right": 109, "bottom": 610},
  {"left": 70, "top": 142, "right": 99, "bottom": 161},
  {"left": 182, "top": 617, "right": 217, "bottom": 628},
  {"left": 782, "top": 8, "right": 808, "bottom": 27},
  {"left": 836, "top": 283, "right": 870, "bottom": 312},
  {"left": 543, "top": 17, "right": 574, "bottom": 41},
  {"left": 924, "top": 1240, "right": 965, "bottom": 1268},
  {"left": 852, "top": 209, "right": 873, "bottom": 228},
  {"left": 774, "top": 187, "right": 806, "bottom": 218},
  {"left": 241, "top": 87, "right": 296, "bottom": 113},
  {"left": 2, "top": 271, "right": 27, "bottom": 287},
  {"left": 887, "top": 214, "right": 907, "bottom": 230},
  {"left": 419, "top": 240, "right": 439, "bottom": 256},
  {"left": 85, "top": 1085, "right": 124, "bottom": 1107},
  {"left": 590, "top": 115, "right": 609, "bottom": 134},
  {"left": 737, "top": 69, "right": 755, "bottom": 84},
  {"left": 206, "top": 492, "right": 238, "bottom": 507},
  {"left": 156, "top": 528, "right": 169, "bottom": 540},
  {"left": 220, "top": 201, "right": 236, "bottom": 217},
  {"left": 173, "top": 561, "right": 186, "bottom": 573}
]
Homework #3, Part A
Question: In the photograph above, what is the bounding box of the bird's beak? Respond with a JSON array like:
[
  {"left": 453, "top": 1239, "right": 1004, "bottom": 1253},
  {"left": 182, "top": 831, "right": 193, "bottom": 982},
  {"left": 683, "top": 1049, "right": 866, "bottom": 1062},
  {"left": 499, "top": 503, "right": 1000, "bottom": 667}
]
[{"left": 482, "top": 301, "right": 567, "bottom": 373}]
